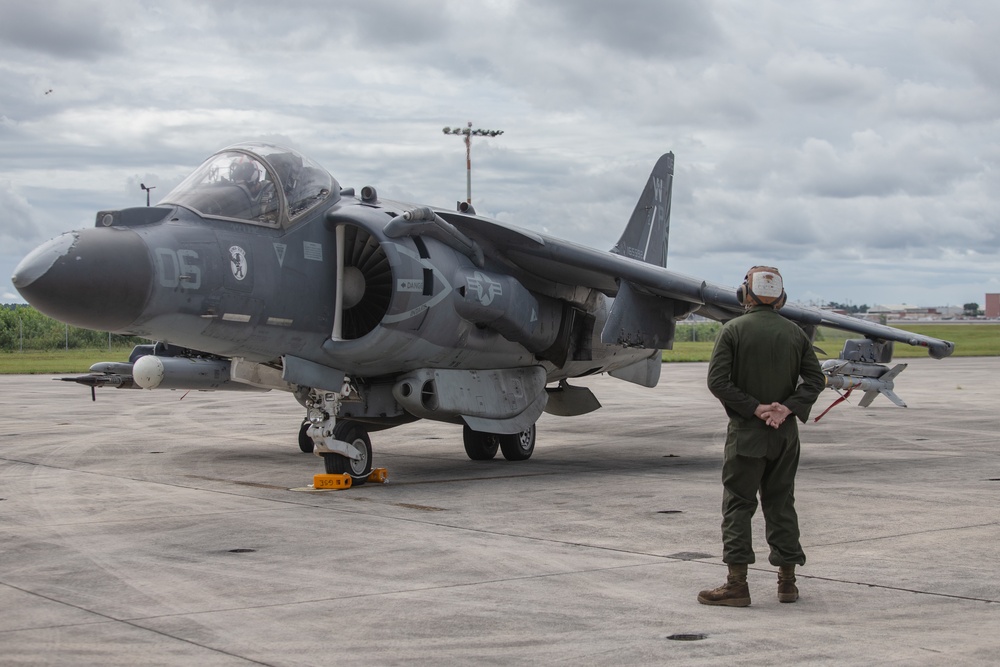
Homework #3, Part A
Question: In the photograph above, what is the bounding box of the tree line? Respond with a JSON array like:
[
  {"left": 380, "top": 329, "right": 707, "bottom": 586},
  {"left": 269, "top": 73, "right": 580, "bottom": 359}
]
[
  {"left": 3, "top": 299, "right": 981, "bottom": 354},
  {"left": 0, "top": 304, "right": 144, "bottom": 352}
]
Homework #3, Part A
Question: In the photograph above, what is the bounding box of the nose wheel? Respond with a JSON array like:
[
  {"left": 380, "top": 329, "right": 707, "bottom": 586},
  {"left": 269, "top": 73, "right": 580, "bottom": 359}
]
[
  {"left": 321, "top": 421, "right": 373, "bottom": 484},
  {"left": 298, "top": 420, "right": 314, "bottom": 453}
]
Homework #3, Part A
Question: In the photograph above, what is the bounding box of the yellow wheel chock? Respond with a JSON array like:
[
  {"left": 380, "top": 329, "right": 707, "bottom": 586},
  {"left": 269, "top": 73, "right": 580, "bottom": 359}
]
[
  {"left": 312, "top": 468, "right": 388, "bottom": 490},
  {"left": 312, "top": 473, "right": 352, "bottom": 489}
]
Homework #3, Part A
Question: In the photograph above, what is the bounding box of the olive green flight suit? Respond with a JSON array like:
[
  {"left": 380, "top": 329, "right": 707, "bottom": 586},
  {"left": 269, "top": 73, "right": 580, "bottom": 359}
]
[{"left": 707, "top": 306, "right": 826, "bottom": 566}]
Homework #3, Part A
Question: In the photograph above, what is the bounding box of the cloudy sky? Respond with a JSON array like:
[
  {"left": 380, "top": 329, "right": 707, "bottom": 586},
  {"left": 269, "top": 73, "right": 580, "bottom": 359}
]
[{"left": 2, "top": 0, "right": 998, "bottom": 309}]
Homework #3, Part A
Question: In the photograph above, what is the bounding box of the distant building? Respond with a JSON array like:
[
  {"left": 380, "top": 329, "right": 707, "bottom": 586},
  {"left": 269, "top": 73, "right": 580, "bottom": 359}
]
[
  {"left": 936, "top": 305, "right": 965, "bottom": 319},
  {"left": 862, "top": 303, "right": 990, "bottom": 321},
  {"left": 986, "top": 294, "right": 1000, "bottom": 319},
  {"left": 866, "top": 304, "right": 941, "bottom": 321}
]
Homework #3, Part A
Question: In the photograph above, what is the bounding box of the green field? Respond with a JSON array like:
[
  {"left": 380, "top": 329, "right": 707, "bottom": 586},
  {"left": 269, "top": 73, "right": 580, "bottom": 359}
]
[
  {"left": 0, "top": 347, "right": 139, "bottom": 375},
  {"left": 0, "top": 324, "right": 996, "bottom": 374},
  {"left": 664, "top": 323, "right": 999, "bottom": 362}
]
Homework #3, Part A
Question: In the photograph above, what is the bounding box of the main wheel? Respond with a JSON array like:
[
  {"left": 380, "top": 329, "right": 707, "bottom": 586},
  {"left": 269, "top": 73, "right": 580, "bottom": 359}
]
[
  {"left": 298, "top": 420, "right": 314, "bottom": 453},
  {"left": 499, "top": 424, "right": 536, "bottom": 461},
  {"left": 463, "top": 425, "right": 500, "bottom": 460},
  {"left": 322, "top": 421, "right": 373, "bottom": 484}
]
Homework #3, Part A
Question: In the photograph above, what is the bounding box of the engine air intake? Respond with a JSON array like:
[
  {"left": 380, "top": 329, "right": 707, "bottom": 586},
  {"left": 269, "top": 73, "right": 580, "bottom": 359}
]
[{"left": 340, "top": 225, "right": 391, "bottom": 339}]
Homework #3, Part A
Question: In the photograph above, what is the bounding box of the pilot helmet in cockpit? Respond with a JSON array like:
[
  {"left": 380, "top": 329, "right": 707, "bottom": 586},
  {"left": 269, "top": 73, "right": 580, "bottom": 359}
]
[{"left": 229, "top": 156, "right": 260, "bottom": 184}]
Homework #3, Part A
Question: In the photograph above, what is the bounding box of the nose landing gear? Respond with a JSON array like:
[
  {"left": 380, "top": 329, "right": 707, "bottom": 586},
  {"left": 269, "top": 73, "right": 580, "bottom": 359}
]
[{"left": 303, "top": 387, "right": 374, "bottom": 484}]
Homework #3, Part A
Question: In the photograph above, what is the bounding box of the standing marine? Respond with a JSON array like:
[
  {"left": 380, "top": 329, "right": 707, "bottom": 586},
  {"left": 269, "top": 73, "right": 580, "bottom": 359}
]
[{"left": 699, "top": 266, "right": 826, "bottom": 607}]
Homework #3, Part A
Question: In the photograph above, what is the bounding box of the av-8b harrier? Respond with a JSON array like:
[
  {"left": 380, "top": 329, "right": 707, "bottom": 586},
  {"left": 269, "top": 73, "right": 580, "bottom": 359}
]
[{"left": 12, "top": 143, "right": 954, "bottom": 482}]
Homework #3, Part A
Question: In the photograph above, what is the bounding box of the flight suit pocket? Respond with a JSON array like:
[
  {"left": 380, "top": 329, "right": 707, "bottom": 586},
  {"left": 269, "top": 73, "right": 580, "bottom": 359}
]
[{"left": 727, "top": 419, "right": 769, "bottom": 458}]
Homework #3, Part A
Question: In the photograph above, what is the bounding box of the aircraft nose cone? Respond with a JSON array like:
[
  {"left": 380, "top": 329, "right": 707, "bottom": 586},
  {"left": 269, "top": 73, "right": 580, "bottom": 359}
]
[{"left": 12, "top": 227, "right": 153, "bottom": 331}]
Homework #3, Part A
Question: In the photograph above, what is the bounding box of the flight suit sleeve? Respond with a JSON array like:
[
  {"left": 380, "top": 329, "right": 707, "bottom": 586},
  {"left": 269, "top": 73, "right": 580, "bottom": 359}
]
[
  {"left": 782, "top": 336, "right": 826, "bottom": 423},
  {"left": 707, "top": 326, "right": 759, "bottom": 419}
]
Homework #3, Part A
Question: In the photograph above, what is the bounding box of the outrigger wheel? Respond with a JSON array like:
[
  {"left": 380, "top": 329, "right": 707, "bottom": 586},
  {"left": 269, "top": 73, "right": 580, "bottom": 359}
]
[{"left": 322, "top": 420, "right": 373, "bottom": 484}]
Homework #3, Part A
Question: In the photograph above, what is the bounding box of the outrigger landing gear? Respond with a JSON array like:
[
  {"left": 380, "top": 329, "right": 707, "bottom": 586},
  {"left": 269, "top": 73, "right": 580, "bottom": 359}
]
[
  {"left": 303, "top": 387, "right": 373, "bottom": 484},
  {"left": 462, "top": 423, "right": 536, "bottom": 461}
]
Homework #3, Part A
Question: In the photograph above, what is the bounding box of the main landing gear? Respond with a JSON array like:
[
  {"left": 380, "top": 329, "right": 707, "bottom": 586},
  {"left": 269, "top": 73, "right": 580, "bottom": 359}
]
[{"left": 463, "top": 423, "right": 536, "bottom": 461}]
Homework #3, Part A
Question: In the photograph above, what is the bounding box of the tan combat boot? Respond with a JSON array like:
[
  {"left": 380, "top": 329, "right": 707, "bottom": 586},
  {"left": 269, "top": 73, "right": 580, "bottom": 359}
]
[
  {"left": 777, "top": 565, "right": 798, "bottom": 603},
  {"left": 697, "top": 564, "right": 751, "bottom": 607}
]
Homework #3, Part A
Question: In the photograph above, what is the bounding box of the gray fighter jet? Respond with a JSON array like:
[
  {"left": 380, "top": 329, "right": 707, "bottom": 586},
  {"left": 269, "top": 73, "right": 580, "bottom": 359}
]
[{"left": 12, "top": 143, "right": 954, "bottom": 482}]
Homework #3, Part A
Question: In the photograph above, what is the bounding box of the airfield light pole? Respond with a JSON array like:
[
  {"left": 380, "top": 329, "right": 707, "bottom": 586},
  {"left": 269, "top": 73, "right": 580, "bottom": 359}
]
[
  {"left": 442, "top": 122, "right": 504, "bottom": 204},
  {"left": 141, "top": 183, "right": 156, "bottom": 207}
]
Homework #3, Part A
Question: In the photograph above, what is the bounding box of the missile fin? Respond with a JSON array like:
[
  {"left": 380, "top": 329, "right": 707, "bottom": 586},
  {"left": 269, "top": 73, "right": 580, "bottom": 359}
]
[
  {"left": 859, "top": 390, "right": 879, "bottom": 408},
  {"left": 881, "top": 389, "right": 907, "bottom": 408}
]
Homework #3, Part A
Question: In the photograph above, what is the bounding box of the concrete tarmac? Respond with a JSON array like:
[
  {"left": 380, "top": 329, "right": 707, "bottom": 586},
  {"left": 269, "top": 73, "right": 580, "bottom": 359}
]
[{"left": 1, "top": 357, "right": 998, "bottom": 666}]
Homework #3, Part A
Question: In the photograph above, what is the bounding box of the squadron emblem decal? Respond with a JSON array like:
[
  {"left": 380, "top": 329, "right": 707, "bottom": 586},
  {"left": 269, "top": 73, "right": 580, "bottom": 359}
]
[{"left": 229, "top": 245, "right": 248, "bottom": 280}]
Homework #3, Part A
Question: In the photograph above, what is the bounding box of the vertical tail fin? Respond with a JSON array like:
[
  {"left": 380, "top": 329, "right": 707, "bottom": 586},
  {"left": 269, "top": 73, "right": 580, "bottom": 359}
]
[{"left": 611, "top": 153, "right": 674, "bottom": 268}]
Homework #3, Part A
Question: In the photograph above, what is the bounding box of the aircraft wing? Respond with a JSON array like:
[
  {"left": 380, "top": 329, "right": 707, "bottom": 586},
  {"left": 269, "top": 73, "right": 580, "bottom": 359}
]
[{"left": 440, "top": 212, "right": 955, "bottom": 360}]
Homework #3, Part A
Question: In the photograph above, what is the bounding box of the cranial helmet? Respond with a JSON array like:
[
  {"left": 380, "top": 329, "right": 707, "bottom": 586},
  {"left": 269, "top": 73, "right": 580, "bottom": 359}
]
[{"left": 736, "top": 265, "right": 787, "bottom": 309}]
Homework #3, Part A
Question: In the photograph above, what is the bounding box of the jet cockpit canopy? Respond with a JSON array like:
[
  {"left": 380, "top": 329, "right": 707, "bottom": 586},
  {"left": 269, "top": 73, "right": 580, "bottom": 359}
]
[{"left": 161, "top": 142, "right": 338, "bottom": 228}]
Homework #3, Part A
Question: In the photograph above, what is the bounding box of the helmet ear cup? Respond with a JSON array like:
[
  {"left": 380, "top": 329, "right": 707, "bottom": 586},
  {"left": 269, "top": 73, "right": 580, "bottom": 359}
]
[{"left": 736, "top": 279, "right": 749, "bottom": 306}]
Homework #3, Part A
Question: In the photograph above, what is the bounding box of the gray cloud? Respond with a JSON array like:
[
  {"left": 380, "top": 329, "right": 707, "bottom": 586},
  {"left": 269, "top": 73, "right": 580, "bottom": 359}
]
[
  {"left": 1, "top": 0, "right": 997, "bottom": 307},
  {"left": 0, "top": 0, "right": 125, "bottom": 60},
  {"left": 547, "top": 0, "right": 721, "bottom": 59},
  {"left": 920, "top": 11, "right": 1000, "bottom": 89},
  {"left": 765, "top": 52, "right": 886, "bottom": 105},
  {"left": 0, "top": 180, "right": 36, "bottom": 242},
  {"left": 791, "top": 130, "right": 978, "bottom": 198}
]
